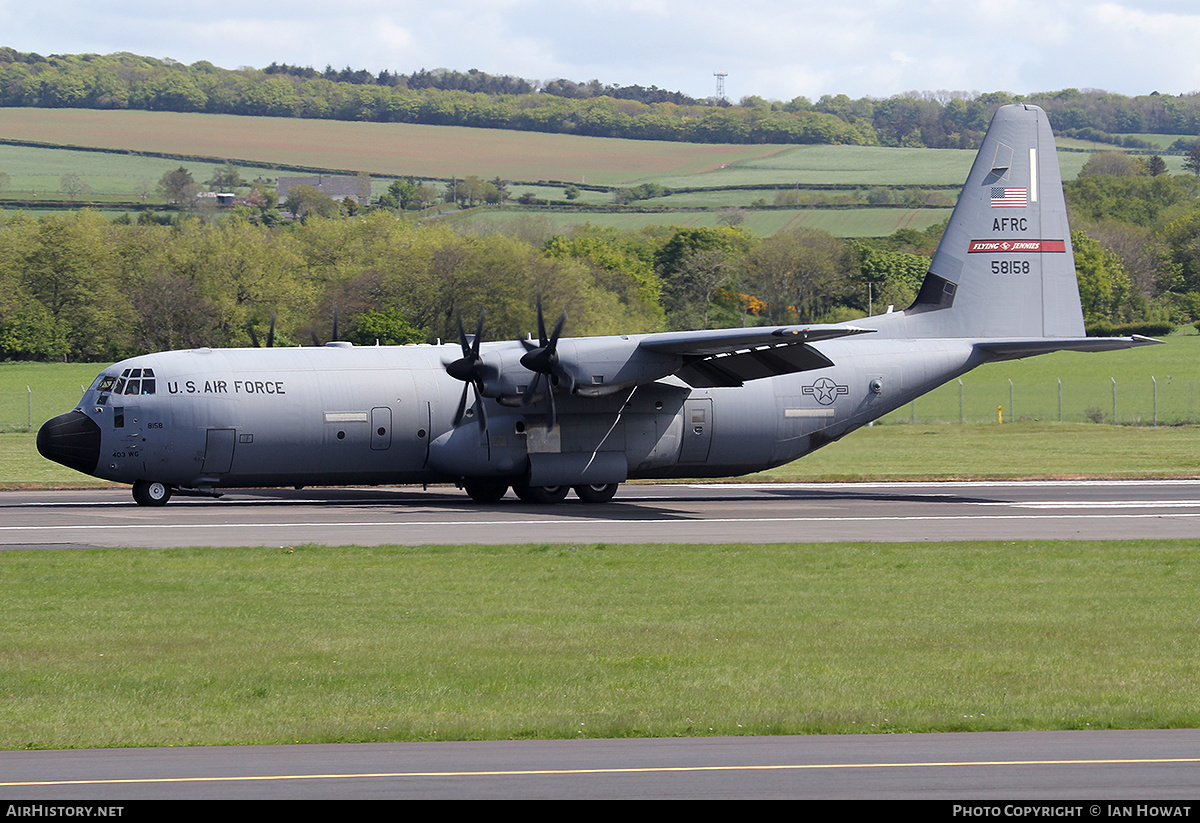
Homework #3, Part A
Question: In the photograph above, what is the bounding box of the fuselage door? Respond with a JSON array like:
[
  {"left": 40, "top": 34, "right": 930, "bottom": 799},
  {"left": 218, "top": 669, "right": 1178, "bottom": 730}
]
[
  {"left": 679, "top": 397, "right": 713, "bottom": 463},
  {"left": 371, "top": 406, "right": 392, "bottom": 451},
  {"left": 201, "top": 428, "right": 236, "bottom": 474}
]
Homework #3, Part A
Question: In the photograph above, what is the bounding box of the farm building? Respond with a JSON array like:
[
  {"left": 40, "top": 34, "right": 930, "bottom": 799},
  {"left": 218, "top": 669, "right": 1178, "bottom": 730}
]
[{"left": 277, "top": 175, "right": 371, "bottom": 204}]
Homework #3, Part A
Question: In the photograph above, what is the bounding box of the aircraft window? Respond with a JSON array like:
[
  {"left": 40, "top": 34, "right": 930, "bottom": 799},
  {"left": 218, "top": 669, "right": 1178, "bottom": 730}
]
[
  {"left": 120, "top": 369, "right": 131, "bottom": 378},
  {"left": 141, "top": 379, "right": 156, "bottom": 395},
  {"left": 124, "top": 380, "right": 141, "bottom": 395},
  {"left": 113, "top": 378, "right": 126, "bottom": 395},
  {"left": 95, "top": 375, "right": 117, "bottom": 392},
  {"left": 142, "top": 369, "right": 155, "bottom": 378},
  {"left": 129, "top": 369, "right": 142, "bottom": 378}
]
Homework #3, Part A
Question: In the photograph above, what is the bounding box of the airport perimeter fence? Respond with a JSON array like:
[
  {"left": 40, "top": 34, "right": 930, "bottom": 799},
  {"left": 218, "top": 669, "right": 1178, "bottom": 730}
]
[
  {"left": 1, "top": 389, "right": 86, "bottom": 433},
  {"left": 2, "top": 378, "right": 1199, "bottom": 433},
  {"left": 879, "top": 376, "right": 1200, "bottom": 426}
]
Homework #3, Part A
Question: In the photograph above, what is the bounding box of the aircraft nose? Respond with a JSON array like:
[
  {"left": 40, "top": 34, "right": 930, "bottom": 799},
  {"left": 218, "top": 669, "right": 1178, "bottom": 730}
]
[{"left": 37, "top": 410, "right": 102, "bottom": 475}]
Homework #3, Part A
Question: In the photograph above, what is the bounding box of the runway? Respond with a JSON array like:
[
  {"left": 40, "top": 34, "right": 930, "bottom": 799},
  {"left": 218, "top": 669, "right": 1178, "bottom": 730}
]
[
  {"left": 2, "top": 479, "right": 1200, "bottom": 549},
  {"left": 4, "top": 729, "right": 1200, "bottom": 800}
]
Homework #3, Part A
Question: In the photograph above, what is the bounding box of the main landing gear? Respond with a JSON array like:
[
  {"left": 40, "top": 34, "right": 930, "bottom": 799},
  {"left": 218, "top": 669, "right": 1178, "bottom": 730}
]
[
  {"left": 513, "top": 483, "right": 569, "bottom": 504},
  {"left": 461, "top": 481, "right": 509, "bottom": 504},
  {"left": 571, "top": 483, "right": 619, "bottom": 504},
  {"left": 461, "top": 482, "right": 620, "bottom": 504}
]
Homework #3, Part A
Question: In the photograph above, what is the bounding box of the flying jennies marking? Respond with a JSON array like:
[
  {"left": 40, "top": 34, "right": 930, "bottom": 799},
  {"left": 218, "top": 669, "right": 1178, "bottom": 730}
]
[{"left": 38, "top": 105, "right": 1157, "bottom": 506}]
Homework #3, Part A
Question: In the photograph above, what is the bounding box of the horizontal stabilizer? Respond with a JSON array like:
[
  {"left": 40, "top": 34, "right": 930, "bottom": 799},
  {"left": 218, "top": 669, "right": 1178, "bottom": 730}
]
[{"left": 976, "top": 335, "right": 1162, "bottom": 362}]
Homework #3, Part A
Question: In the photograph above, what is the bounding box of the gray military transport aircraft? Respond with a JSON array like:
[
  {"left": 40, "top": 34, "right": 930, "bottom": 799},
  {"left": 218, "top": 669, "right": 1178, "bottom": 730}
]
[{"left": 38, "top": 104, "right": 1158, "bottom": 506}]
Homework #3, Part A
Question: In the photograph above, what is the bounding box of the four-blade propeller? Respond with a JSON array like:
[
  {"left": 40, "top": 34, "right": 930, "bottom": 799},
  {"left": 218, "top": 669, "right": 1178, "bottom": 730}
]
[
  {"left": 446, "top": 310, "right": 496, "bottom": 429},
  {"left": 519, "top": 300, "right": 571, "bottom": 431}
]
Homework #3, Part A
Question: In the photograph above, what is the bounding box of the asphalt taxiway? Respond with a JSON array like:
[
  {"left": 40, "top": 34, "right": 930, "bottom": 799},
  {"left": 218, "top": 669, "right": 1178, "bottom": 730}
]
[
  {"left": 3, "top": 480, "right": 1199, "bottom": 549},
  {"left": 4, "top": 729, "right": 1200, "bottom": 799}
]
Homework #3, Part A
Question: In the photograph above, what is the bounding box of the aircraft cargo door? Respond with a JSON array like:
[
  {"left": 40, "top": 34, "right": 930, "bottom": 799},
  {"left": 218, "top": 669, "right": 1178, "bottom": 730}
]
[{"left": 679, "top": 398, "right": 713, "bottom": 463}]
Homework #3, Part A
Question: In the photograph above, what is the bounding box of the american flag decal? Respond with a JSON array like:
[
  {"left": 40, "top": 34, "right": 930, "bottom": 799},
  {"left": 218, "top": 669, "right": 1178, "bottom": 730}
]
[{"left": 990, "top": 187, "right": 1027, "bottom": 208}]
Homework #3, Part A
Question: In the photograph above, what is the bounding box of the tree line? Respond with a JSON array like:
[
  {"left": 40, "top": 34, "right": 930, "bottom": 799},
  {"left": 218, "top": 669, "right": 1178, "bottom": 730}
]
[
  {"left": 7, "top": 49, "right": 1200, "bottom": 148},
  {"left": 0, "top": 206, "right": 925, "bottom": 361},
  {"left": 265, "top": 63, "right": 699, "bottom": 106},
  {"left": 4, "top": 162, "right": 1194, "bottom": 363}
]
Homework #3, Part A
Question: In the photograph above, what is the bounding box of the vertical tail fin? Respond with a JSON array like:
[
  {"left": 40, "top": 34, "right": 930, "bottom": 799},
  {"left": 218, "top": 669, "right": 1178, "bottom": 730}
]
[{"left": 905, "top": 103, "right": 1085, "bottom": 339}]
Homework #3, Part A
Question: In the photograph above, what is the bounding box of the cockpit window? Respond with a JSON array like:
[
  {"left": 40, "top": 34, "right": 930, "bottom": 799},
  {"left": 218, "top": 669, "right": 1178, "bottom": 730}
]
[{"left": 109, "top": 368, "right": 156, "bottom": 395}]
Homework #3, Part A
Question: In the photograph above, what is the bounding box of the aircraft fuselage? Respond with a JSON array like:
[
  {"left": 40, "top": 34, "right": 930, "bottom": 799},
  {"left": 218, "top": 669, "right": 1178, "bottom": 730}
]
[{"left": 48, "top": 337, "right": 980, "bottom": 496}]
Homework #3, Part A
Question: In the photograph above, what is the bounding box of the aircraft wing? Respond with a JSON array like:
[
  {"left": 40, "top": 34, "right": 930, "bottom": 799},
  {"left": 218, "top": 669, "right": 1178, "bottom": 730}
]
[{"left": 637, "top": 324, "right": 873, "bottom": 388}]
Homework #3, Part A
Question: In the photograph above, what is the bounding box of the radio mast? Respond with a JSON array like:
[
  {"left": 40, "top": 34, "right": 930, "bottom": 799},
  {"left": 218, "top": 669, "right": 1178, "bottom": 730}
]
[{"left": 713, "top": 71, "right": 728, "bottom": 102}]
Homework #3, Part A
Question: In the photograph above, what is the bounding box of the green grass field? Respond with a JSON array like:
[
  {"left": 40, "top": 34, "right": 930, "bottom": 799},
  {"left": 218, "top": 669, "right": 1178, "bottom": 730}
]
[
  {"left": 453, "top": 205, "right": 955, "bottom": 238},
  {"left": 0, "top": 143, "right": 287, "bottom": 201},
  {"left": 4, "top": 539, "right": 1200, "bottom": 748},
  {"left": 1058, "top": 134, "right": 1191, "bottom": 164},
  {"left": 650, "top": 143, "right": 977, "bottom": 188}
]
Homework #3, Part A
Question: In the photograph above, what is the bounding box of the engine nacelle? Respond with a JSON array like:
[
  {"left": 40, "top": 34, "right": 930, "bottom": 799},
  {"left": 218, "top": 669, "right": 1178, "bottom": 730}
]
[{"left": 427, "top": 420, "right": 527, "bottom": 478}]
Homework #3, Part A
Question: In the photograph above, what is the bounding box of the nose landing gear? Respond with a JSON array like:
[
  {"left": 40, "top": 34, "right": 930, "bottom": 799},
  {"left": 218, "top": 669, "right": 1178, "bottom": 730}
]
[{"left": 132, "top": 480, "right": 172, "bottom": 506}]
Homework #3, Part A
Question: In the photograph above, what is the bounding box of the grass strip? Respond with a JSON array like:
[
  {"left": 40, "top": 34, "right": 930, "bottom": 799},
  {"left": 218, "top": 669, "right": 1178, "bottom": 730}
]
[
  {"left": 745, "top": 422, "right": 1200, "bottom": 482},
  {"left": 3, "top": 540, "right": 1199, "bottom": 749}
]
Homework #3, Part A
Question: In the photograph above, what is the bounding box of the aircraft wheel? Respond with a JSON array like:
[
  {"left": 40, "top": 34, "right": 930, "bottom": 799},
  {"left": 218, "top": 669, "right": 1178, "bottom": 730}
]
[
  {"left": 512, "top": 484, "right": 569, "bottom": 504},
  {"left": 132, "top": 480, "right": 172, "bottom": 507},
  {"left": 573, "top": 483, "right": 619, "bottom": 504},
  {"left": 463, "top": 482, "right": 508, "bottom": 503}
]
